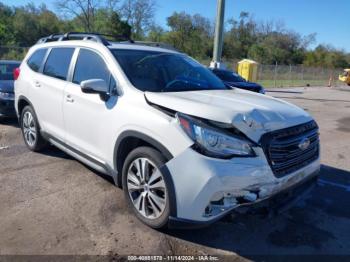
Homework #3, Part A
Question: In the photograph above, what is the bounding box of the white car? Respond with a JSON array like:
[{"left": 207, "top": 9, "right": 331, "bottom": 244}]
[{"left": 14, "top": 33, "right": 320, "bottom": 229}]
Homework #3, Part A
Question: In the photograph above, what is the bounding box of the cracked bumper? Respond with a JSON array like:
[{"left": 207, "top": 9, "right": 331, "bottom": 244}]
[{"left": 165, "top": 147, "right": 320, "bottom": 224}]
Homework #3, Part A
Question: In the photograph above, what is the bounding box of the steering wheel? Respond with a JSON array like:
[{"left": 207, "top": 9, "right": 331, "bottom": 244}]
[
  {"left": 164, "top": 79, "right": 187, "bottom": 90},
  {"left": 164, "top": 69, "right": 198, "bottom": 90}
]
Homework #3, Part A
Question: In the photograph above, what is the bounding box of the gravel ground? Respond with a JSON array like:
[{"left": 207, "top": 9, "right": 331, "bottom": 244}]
[{"left": 0, "top": 86, "right": 349, "bottom": 260}]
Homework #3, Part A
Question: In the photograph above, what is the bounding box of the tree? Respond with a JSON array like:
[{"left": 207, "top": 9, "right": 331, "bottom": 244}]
[
  {"left": 165, "top": 12, "right": 213, "bottom": 58},
  {"left": 120, "top": 0, "right": 156, "bottom": 39},
  {"left": 94, "top": 9, "right": 131, "bottom": 37},
  {"left": 224, "top": 12, "right": 258, "bottom": 59},
  {"left": 0, "top": 1, "right": 349, "bottom": 67},
  {"left": 55, "top": 0, "right": 101, "bottom": 31},
  {"left": 223, "top": 12, "right": 316, "bottom": 65},
  {"left": 13, "top": 4, "right": 61, "bottom": 46},
  {"left": 304, "top": 45, "right": 349, "bottom": 68},
  {"left": 0, "top": 3, "right": 15, "bottom": 45},
  {"left": 147, "top": 24, "right": 164, "bottom": 42}
]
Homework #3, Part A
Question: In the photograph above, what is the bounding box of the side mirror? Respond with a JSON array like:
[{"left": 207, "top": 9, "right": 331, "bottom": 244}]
[{"left": 80, "top": 79, "right": 108, "bottom": 95}]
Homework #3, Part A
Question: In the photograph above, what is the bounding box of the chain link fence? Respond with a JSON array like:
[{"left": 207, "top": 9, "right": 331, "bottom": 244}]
[
  {"left": 256, "top": 64, "right": 343, "bottom": 88},
  {"left": 0, "top": 47, "right": 345, "bottom": 88},
  {"left": 222, "top": 59, "right": 344, "bottom": 88}
]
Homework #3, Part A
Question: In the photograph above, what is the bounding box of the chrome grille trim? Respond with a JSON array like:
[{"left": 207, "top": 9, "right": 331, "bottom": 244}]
[{"left": 260, "top": 121, "right": 319, "bottom": 178}]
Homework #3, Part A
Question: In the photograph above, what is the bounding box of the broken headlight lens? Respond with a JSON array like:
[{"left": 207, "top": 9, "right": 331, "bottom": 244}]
[{"left": 176, "top": 113, "right": 255, "bottom": 158}]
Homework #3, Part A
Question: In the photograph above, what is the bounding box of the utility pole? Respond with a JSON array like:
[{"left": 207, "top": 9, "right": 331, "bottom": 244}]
[{"left": 210, "top": 0, "right": 225, "bottom": 69}]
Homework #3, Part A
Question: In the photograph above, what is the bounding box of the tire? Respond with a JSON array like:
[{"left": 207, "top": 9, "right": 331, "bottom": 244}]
[
  {"left": 122, "top": 146, "right": 170, "bottom": 229},
  {"left": 20, "top": 105, "right": 48, "bottom": 152}
]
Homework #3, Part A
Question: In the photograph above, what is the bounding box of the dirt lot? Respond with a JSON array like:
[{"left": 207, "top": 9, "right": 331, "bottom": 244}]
[{"left": 0, "top": 86, "right": 350, "bottom": 259}]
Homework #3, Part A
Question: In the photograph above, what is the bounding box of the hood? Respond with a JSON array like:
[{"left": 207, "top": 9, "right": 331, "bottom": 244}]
[
  {"left": 145, "top": 89, "right": 312, "bottom": 142},
  {"left": 0, "top": 80, "right": 15, "bottom": 93}
]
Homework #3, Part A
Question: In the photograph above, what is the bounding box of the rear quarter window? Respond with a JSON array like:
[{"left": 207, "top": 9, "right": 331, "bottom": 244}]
[
  {"left": 27, "top": 49, "right": 47, "bottom": 72},
  {"left": 43, "top": 48, "right": 75, "bottom": 80}
]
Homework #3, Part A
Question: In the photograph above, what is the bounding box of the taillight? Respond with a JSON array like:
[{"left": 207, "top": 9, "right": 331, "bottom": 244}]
[{"left": 13, "top": 68, "right": 20, "bottom": 80}]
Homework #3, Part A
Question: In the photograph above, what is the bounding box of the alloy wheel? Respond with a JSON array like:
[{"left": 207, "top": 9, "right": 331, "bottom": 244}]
[
  {"left": 127, "top": 158, "right": 167, "bottom": 219},
  {"left": 22, "top": 111, "right": 37, "bottom": 147}
]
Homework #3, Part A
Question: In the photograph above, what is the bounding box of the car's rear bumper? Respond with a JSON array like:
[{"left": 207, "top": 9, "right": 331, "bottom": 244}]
[
  {"left": 168, "top": 172, "right": 318, "bottom": 229},
  {"left": 0, "top": 99, "right": 16, "bottom": 117}
]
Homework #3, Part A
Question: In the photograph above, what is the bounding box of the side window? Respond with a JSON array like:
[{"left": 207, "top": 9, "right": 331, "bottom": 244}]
[
  {"left": 43, "top": 48, "right": 74, "bottom": 80},
  {"left": 27, "top": 49, "right": 47, "bottom": 72},
  {"left": 73, "top": 49, "right": 110, "bottom": 85}
]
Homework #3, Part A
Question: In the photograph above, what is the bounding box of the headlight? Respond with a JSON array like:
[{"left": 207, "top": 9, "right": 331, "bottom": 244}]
[
  {"left": 259, "top": 88, "right": 265, "bottom": 94},
  {"left": 176, "top": 113, "right": 256, "bottom": 158},
  {"left": 0, "top": 92, "right": 14, "bottom": 100}
]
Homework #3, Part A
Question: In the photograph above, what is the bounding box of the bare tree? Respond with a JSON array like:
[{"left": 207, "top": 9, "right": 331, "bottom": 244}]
[
  {"left": 120, "top": 0, "right": 156, "bottom": 39},
  {"left": 55, "top": 0, "right": 101, "bottom": 31},
  {"left": 106, "top": 0, "right": 120, "bottom": 12}
]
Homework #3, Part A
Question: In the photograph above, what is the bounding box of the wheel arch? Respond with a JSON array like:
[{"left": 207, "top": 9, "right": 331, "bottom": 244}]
[
  {"left": 113, "top": 130, "right": 173, "bottom": 183},
  {"left": 17, "top": 96, "right": 34, "bottom": 118},
  {"left": 113, "top": 130, "right": 177, "bottom": 218}
]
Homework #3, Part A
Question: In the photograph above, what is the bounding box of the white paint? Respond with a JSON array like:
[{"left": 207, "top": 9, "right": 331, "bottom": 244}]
[{"left": 15, "top": 39, "right": 321, "bottom": 224}]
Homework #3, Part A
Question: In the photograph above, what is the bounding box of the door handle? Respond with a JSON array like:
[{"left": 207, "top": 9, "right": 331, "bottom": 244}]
[
  {"left": 66, "top": 94, "right": 74, "bottom": 103},
  {"left": 34, "top": 81, "right": 41, "bottom": 87}
]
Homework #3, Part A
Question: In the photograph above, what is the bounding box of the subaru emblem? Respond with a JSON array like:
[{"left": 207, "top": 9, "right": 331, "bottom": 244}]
[{"left": 298, "top": 137, "right": 311, "bottom": 150}]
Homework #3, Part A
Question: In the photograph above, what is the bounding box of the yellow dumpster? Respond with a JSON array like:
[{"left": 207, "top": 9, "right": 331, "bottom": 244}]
[
  {"left": 237, "top": 59, "right": 258, "bottom": 82},
  {"left": 339, "top": 69, "right": 350, "bottom": 86}
]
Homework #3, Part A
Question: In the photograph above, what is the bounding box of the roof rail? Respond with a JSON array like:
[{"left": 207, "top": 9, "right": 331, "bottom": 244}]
[
  {"left": 36, "top": 33, "right": 178, "bottom": 52},
  {"left": 36, "top": 32, "right": 133, "bottom": 46}
]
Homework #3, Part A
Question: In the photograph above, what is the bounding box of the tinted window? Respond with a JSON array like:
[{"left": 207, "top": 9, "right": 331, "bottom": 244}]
[
  {"left": 27, "top": 49, "right": 47, "bottom": 72},
  {"left": 73, "top": 49, "right": 110, "bottom": 85},
  {"left": 43, "top": 48, "right": 74, "bottom": 80},
  {"left": 0, "top": 62, "right": 20, "bottom": 80},
  {"left": 111, "top": 49, "right": 227, "bottom": 92},
  {"left": 213, "top": 70, "right": 246, "bottom": 82}
]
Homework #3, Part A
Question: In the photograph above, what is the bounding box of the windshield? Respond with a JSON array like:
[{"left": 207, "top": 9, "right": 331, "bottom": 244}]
[
  {"left": 213, "top": 70, "right": 246, "bottom": 82},
  {"left": 0, "top": 63, "right": 20, "bottom": 80},
  {"left": 111, "top": 49, "right": 227, "bottom": 92}
]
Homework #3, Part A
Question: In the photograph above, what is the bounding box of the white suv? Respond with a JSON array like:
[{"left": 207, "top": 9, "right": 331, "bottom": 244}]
[{"left": 14, "top": 33, "right": 320, "bottom": 229}]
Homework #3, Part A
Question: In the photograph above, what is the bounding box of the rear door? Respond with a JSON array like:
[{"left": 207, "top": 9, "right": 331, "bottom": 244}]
[
  {"left": 35, "top": 47, "right": 75, "bottom": 141},
  {"left": 63, "top": 48, "right": 117, "bottom": 160}
]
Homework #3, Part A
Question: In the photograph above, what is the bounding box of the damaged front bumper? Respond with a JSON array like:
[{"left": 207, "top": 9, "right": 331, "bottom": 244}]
[
  {"left": 168, "top": 171, "right": 318, "bottom": 229},
  {"left": 165, "top": 147, "right": 320, "bottom": 228}
]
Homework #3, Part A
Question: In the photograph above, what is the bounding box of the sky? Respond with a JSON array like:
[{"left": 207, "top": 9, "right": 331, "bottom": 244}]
[{"left": 2, "top": 0, "right": 349, "bottom": 51}]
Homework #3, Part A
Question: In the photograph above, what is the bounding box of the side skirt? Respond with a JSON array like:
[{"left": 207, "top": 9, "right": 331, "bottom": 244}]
[{"left": 41, "top": 131, "right": 119, "bottom": 186}]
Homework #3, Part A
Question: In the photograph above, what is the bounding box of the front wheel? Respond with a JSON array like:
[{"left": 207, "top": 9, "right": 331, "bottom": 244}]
[
  {"left": 20, "top": 106, "right": 47, "bottom": 151},
  {"left": 122, "top": 147, "right": 170, "bottom": 229}
]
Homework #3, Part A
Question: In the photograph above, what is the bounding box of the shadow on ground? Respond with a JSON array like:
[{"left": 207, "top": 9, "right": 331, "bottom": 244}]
[{"left": 165, "top": 164, "right": 350, "bottom": 256}]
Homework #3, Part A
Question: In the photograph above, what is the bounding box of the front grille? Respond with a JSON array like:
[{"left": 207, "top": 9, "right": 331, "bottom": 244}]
[{"left": 261, "top": 121, "right": 320, "bottom": 178}]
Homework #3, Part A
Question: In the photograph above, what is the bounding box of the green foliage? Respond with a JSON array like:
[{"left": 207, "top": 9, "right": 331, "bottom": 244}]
[
  {"left": 162, "top": 12, "right": 213, "bottom": 59},
  {"left": 0, "top": 1, "right": 348, "bottom": 69},
  {"left": 94, "top": 9, "right": 131, "bottom": 37},
  {"left": 0, "top": 3, "right": 15, "bottom": 44},
  {"left": 304, "top": 45, "right": 349, "bottom": 68},
  {"left": 120, "top": 0, "right": 156, "bottom": 40},
  {"left": 12, "top": 4, "right": 61, "bottom": 46}
]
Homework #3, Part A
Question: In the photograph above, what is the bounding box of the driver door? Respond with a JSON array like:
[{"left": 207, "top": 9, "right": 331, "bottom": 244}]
[{"left": 63, "top": 48, "right": 116, "bottom": 160}]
